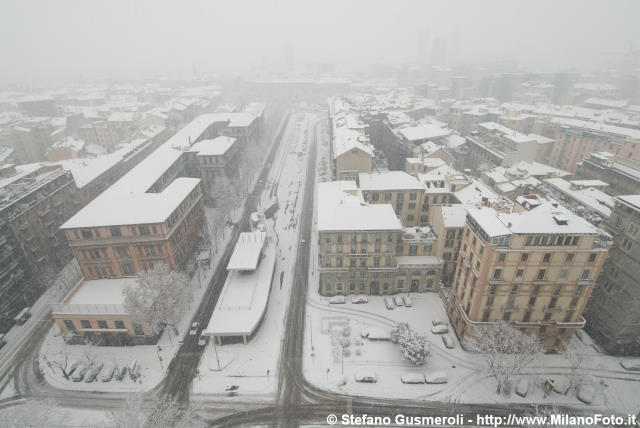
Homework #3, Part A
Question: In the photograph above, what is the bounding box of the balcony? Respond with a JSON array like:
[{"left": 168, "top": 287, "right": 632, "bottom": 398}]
[
  {"left": 578, "top": 279, "right": 595, "bottom": 286},
  {"left": 489, "top": 278, "right": 504, "bottom": 285},
  {"left": 501, "top": 306, "right": 520, "bottom": 313},
  {"left": 544, "top": 306, "right": 563, "bottom": 313},
  {"left": 533, "top": 279, "right": 549, "bottom": 284}
]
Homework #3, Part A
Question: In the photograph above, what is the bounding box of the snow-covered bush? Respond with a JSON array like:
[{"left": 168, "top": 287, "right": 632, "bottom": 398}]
[{"left": 390, "top": 322, "right": 430, "bottom": 365}]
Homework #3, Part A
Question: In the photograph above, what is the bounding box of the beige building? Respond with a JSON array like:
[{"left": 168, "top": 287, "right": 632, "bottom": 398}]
[
  {"left": 429, "top": 204, "right": 474, "bottom": 286},
  {"left": 447, "top": 199, "right": 611, "bottom": 351},
  {"left": 359, "top": 171, "right": 425, "bottom": 227},
  {"left": 52, "top": 277, "right": 155, "bottom": 345},
  {"left": 317, "top": 181, "right": 442, "bottom": 296}
]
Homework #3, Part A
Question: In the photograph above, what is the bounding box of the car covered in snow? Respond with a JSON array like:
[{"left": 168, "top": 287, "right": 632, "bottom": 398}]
[
  {"left": 441, "top": 334, "right": 455, "bottom": 348},
  {"left": 329, "top": 295, "right": 346, "bottom": 304},
  {"left": 403, "top": 296, "right": 413, "bottom": 307},
  {"left": 189, "top": 322, "right": 200, "bottom": 335},
  {"left": 431, "top": 324, "right": 449, "bottom": 334},
  {"left": 393, "top": 296, "right": 404, "bottom": 306},
  {"left": 400, "top": 373, "right": 425, "bottom": 384},
  {"left": 198, "top": 334, "right": 208, "bottom": 346},
  {"left": 424, "top": 371, "right": 448, "bottom": 384},
  {"left": 351, "top": 295, "right": 368, "bottom": 304},
  {"left": 384, "top": 297, "right": 395, "bottom": 310},
  {"left": 354, "top": 372, "right": 377, "bottom": 383},
  {"left": 84, "top": 363, "right": 103, "bottom": 383},
  {"left": 101, "top": 364, "right": 116, "bottom": 382},
  {"left": 71, "top": 364, "right": 88, "bottom": 382},
  {"left": 431, "top": 319, "right": 448, "bottom": 326}
]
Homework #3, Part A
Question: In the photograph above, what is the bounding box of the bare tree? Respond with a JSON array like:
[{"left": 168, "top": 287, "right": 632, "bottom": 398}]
[
  {"left": 107, "top": 394, "right": 204, "bottom": 428},
  {"left": 464, "top": 321, "right": 543, "bottom": 395},
  {"left": 390, "top": 322, "right": 431, "bottom": 365},
  {"left": 562, "top": 339, "right": 588, "bottom": 394},
  {"left": 123, "top": 264, "right": 192, "bottom": 336}
]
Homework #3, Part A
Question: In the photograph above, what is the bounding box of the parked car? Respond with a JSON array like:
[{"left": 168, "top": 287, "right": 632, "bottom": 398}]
[
  {"left": 424, "top": 371, "right": 448, "bottom": 384},
  {"left": 115, "top": 366, "right": 127, "bottom": 381},
  {"left": 351, "top": 295, "right": 368, "bottom": 304},
  {"left": 84, "top": 363, "right": 104, "bottom": 383},
  {"left": 403, "top": 296, "right": 413, "bottom": 307},
  {"left": 441, "top": 334, "right": 455, "bottom": 349},
  {"left": 0, "top": 334, "right": 6, "bottom": 350},
  {"left": 384, "top": 297, "right": 395, "bottom": 310},
  {"left": 198, "top": 334, "right": 208, "bottom": 346},
  {"left": 400, "top": 373, "right": 425, "bottom": 384},
  {"left": 432, "top": 319, "right": 448, "bottom": 326},
  {"left": 431, "top": 325, "right": 449, "bottom": 334},
  {"left": 393, "top": 296, "right": 404, "bottom": 306},
  {"left": 329, "top": 296, "right": 346, "bottom": 304},
  {"left": 354, "top": 372, "right": 377, "bottom": 383},
  {"left": 189, "top": 322, "right": 200, "bottom": 335},
  {"left": 13, "top": 307, "right": 31, "bottom": 325},
  {"left": 101, "top": 364, "right": 116, "bottom": 382},
  {"left": 71, "top": 365, "right": 88, "bottom": 382}
]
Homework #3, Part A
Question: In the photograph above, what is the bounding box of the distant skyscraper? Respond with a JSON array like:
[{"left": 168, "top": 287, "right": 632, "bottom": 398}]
[{"left": 431, "top": 37, "right": 447, "bottom": 65}]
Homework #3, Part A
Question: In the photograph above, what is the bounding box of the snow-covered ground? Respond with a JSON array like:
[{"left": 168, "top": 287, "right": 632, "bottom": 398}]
[
  {"left": 38, "top": 222, "right": 234, "bottom": 393},
  {"left": 192, "top": 112, "right": 320, "bottom": 401},
  {"left": 303, "top": 115, "right": 640, "bottom": 416},
  {"left": 0, "top": 401, "right": 110, "bottom": 427}
]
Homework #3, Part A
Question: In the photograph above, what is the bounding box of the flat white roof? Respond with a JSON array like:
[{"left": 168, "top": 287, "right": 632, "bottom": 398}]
[
  {"left": 190, "top": 136, "right": 236, "bottom": 156},
  {"left": 618, "top": 195, "right": 640, "bottom": 211},
  {"left": 399, "top": 123, "right": 451, "bottom": 142},
  {"left": 359, "top": 171, "right": 423, "bottom": 191},
  {"left": 545, "top": 178, "right": 614, "bottom": 217},
  {"left": 204, "top": 239, "right": 276, "bottom": 337},
  {"left": 440, "top": 204, "right": 474, "bottom": 228},
  {"left": 317, "top": 181, "right": 403, "bottom": 232},
  {"left": 65, "top": 277, "right": 138, "bottom": 306},
  {"left": 396, "top": 255, "right": 442, "bottom": 267},
  {"left": 467, "top": 206, "right": 512, "bottom": 237},
  {"left": 227, "top": 231, "right": 266, "bottom": 271}
]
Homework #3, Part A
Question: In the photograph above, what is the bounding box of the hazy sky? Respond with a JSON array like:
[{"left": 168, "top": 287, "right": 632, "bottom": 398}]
[{"left": 1, "top": 0, "right": 638, "bottom": 85}]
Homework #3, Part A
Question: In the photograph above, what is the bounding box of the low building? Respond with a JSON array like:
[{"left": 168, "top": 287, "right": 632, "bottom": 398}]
[
  {"left": 51, "top": 277, "right": 155, "bottom": 345},
  {"left": 586, "top": 195, "right": 640, "bottom": 355},
  {"left": 447, "top": 199, "right": 611, "bottom": 351}
]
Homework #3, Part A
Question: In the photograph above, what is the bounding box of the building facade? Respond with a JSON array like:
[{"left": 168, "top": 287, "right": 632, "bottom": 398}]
[
  {"left": 447, "top": 202, "right": 610, "bottom": 351},
  {"left": 586, "top": 195, "right": 640, "bottom": 355}
]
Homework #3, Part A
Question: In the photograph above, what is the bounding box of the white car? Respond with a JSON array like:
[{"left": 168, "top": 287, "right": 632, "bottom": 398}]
[
  {"left": 403, "top": 296, "right": 413, "bottom": 307},
  {"left": 431, "top": 324, "right": 449, "bottom": 334},
  {"left": 400, "top": 373, "right": 425, "bottom": 384},
  {"left": 351, "top": 295, "right": 368, "bottom": 304},
  {"left": 384, "top": 297, "right": 395, "bottom": 310},
  {"left": 329, "top": 295, "right": 346, "bottom": 304},
  {"left": 189, "top": 322, "right": 200, "bottom": 335},
  {"left": 441, "top": 334, "right": 455, "bottom": 348},
  {"left": 393, "top": 296, "right": 404, "bottom": 306},
  {"left": 432, "top": 319, "right": 449, "bottom": 326},
  {"left": 424, "top": 371, "right": 448, "bottom": 384},
  {"left": 198, "top": 334, "right": 208, "bottom": 346},
  {"left": 354, "top": 372, "right": 377, "bottom": 383}
]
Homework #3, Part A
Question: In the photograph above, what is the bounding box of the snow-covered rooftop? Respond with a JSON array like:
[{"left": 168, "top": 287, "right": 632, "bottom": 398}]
[
  {"left": 65, "top": 277, "right": 137, "bottom": 306},
  {"left": 545, "top": 178, "right": 614, "bottom": 217},
  {"left": 190, "top": 136, "right": 236, "bottom": 156},
  {"left": 618, "top": 195, "right": 640, "bottom": 211},
  {"left": 398, "top": 123, "right": 451, "bottom": 142},
  {"left": 317, "top": 181, "right": 403, "bottom": 232},
  {"left": 359, "top": 171, "right": 423, "bottom": 191},
  {"left": 440, "top": 204, "right": 474, "bottom": 228},
  {"left": 227, "top": 231, "right": 266, "bottom": 271}
]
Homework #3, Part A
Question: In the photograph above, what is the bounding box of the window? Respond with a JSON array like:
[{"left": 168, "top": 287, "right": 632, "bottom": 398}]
[
  {"left": 98, "top": 320, "right": 108, "bottom": 329},
  {"left": 397, "top": 280, "right": 404, "bottom": 289},
  {"left": 528, "top": 297, "right": 536, "bottom": 306},
  {"left": 554, "top": 284, "right": 562, "bottom": 295},
  {"left": 115, "top": 246, "right": 130, "bottom": 259},
  {"left": 487, "top": 296, "right": 494, "bottom": 305},
  {"left": 81, "top": 229, "right": 94, "bottom": 239},
  {"left": 521, "top": 253, "right": 529, "bottom": 262},
  {"left": 426, "top": 279, "right": 433, "bottom": 288},
  {"left": 371, "top": 192, "right": 379, "bottom": 201},
  {"left": 570, "top": 297, "right": 578, "bottom": 307},
  {"left": 64, "top": 320, "right": 76, "bottom": 331},
  {"left": 373, "top": 257, "right": 380, "bottom": 267},
  {"left": 133, "top": 323, "right": 144, "bottom": 335},
  {"left": 350, "top": 259, "right": 356, "bottom": 267},
  {"left": 80, "top": 320, "right": 91, "bottom": 329},
  {"left": 337, "top": 283, "right": 343, "bottom": 291},
  {"left": 409, "top": 245, "right": 417, "bottom": 256},
  {"left": 375, "top": 243, "right": 380, "bottom": 252},
  {"left": 489, "top": 284, "right": 497, "bottom": 294},
  {"left": 493, "top": 269, "right": 502, "bottom": 279},
  {"left": 536, "top": 269, "right": 546, "bottom": 280},
  {"left": 115, "top": 320, "right": 126, "bottom": 329},
  {"left": 540, "top": 325, "right": 547, "bottom": 333},
  {"left": 337, "top": 234, "right": 343, "bottom": 243},
  {"left": 383, "top": 283, "right": 389, "bottom": 291},
  {"left": 516, "top": 269, "right": 524, "bottom": 278},
  {"left": 384, "top": 192, "right": 392, "bottom": 201},
  {"left": 482, "top": 311, "right": 490, "bottom": 322},
  {"left": 544, "top": 312, "right": 552, "bottom": 321},
  {"left": 408, "top": 203, "right": 416, "bottom": 210},
  {"left": 543, "top": 253, "right": 551, "bottom": 262},
  {"left": 110, "top": 226, "right": 121, "bottom": 237},
  {"left": 566, "top": 253, "right": 574, "bottom": 262},
  {"left": 407, "top": 215, "right": 415, "bottom": 222},
  {"left": 559, "top": 268, "right": 568, "bottom": 278},
  {"left": 503, "top": 312, "right": 511, "bottom": 321},
  {"left": 409, "top": 192, "right": 417, "bottom": 200},
  {"left": 497, "top": 253, "right": 506, "bottom": 262},
  {"left": 138, "top": 225, "right": 150, "bottom": 235},
  {"left": 385, "top": 258, "right": 391, "bottom": 267},
  {"left": 523, "top": 311, "right": 531, "bottom": 322},
  {"left": 511, "top": 284, "right": 519, "bottom": 294},
  {"left": 588, "top": 253, "right": 597, "bottom": 263},
  {"left": 581, "top": 269, "right": 590, "bottom": 280},
  {"left": 563, "top": 311, "right": 574, "bottom": 323}
]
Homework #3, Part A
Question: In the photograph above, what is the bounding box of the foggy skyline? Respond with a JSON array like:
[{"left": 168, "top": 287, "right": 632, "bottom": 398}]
[{"left": 1, "top": 0, "right": 639, "bottom": 85}]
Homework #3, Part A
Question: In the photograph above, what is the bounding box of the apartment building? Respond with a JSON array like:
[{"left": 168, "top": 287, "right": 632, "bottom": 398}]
[
  {"left": 359, "top": 171, "right": 425, "bottom": 227},
  {"left": 186, "top": 136, "right": 240, "bottom": 199},
  {"left": 329, "top": 97, "right": 374, "bottom": 180},
  {"left": 575, "top": 152, "right": 640, "bottom": 196},
  {"left": 447, "top": 200, "right": 611, "bottom": 351},
  {"left": 429, "top": 204, "right": 474, "bottom": 285},
  {"left": 0, "top": 164, "right": 78, "bottom": 332},
  {"left": 317, "top": 181, "right": 443, "bottom": 296},
  {"left": 549, "top": 118, "right": 640, "bottom": 173},
  {"left": 586, "top": 195, "right": 640, "bottom": 355}
]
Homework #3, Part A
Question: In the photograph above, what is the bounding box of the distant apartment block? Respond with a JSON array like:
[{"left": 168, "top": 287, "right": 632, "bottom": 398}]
[
  {"left": 575, "top": 152, "right": 640, "bottom": 196},
  {"left": 328, "top": 98, "right": 374, "bottom": 180}
]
